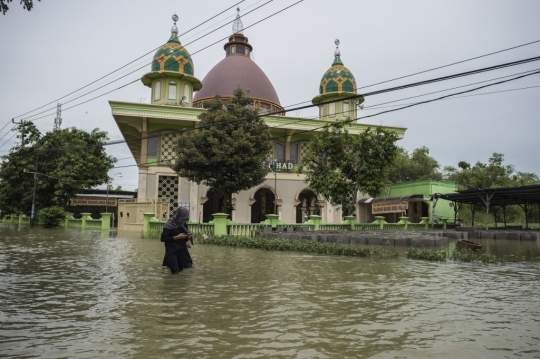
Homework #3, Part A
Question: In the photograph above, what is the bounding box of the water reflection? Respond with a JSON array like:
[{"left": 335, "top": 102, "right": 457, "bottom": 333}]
[{"left": 0, "top": 226, "right": 539, "bottom": 358}]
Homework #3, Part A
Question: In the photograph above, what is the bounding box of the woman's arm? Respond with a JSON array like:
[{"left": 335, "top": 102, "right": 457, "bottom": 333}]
[{"left": 160, "top": 228, "right": 176, "bottom": 243}]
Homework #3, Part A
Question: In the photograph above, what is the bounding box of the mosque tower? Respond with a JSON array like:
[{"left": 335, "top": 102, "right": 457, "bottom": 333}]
[
  {"left": 193, "top": 8, "right": 284, "bottom": 115},
  {"left": 141, "top": 14, "right": 203, "bottom": 106},
  {"left": 312, "top": 40, "right": 364, "bottom": 120}
]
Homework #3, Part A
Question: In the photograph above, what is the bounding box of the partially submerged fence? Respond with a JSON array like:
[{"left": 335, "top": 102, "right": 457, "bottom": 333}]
[
  {"left": 142, "top": 213, "right": 446, "bottom": 238},
  {"left": 2, "top": 212, "right": 113, "bottom": 231}
]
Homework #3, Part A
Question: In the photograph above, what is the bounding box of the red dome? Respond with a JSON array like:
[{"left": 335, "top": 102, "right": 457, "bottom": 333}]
[{"left": 193, "top": 55, "right": 281, "bottom": 105}]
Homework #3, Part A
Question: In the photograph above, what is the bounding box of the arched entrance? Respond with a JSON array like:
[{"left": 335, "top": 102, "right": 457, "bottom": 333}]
[
  {"left": 203, "top": 188, "right": 226, "bottom": 223},
  {"left": 251, "top": 187, "right": 276, "bottom": 223},
  {"left": 296, "top": 190, "right": 320, "bottom": 223}
]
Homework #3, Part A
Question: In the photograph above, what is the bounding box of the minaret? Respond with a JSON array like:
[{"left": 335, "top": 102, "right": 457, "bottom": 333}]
[
  {"left": 312, "top": 39, "right": 363, "bottom": 121},
  {"left": 141, "top": 14, "right": 203, "bottom": 106}
]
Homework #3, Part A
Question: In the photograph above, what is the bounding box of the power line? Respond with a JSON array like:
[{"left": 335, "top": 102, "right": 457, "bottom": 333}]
[
  {"left": 364, "top": 85, "right": 540, "bottom": 111},
  {"left": 13, "top": 1, "right": 275, "bottom": 123},
  {"left": 34, "top": 61, "right": 540, "bottom": 155},
  {"left": 8, "top": 0, "right": 247, "bottom": 122},
  {"left": 0, "top": 0, "right": 299, "bottom": 135},
  {"left": 281, "top": 38, "right": 540, "bottom": 109},
  {"left": 0, "top": 1, "right": 305, "bottom": 151},
  {"left": 271, "top": 70, "right": 540, "bottom": 141}
]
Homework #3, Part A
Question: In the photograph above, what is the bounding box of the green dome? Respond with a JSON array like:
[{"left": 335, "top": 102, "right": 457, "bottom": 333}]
[
  {"left": 319, "top": 56, "right": 356, "bottom": 95},
  {"left": 151, "top": 35, "right": 194, "bottom": 75}
]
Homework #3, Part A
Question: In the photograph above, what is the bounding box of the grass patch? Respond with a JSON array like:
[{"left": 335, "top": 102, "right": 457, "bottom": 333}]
[{"left": 196, "top": 235, "right": 399, "bottom": 258}]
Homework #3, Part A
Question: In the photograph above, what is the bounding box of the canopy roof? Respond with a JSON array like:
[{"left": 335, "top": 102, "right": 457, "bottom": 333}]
[{"left": 438, "top": 185, "right": 540, "bottom": 207}]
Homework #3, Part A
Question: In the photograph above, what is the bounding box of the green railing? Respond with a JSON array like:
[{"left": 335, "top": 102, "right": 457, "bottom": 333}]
[
  {"left": 408, "top": 223, "right": 426, "bottom": 230},
  {"left": 383, "top": 223, "right": 406, "bottom": 230},
  {"left": 275, "top": 224, "right": 313, "bottom": 232},
  {"left": 320, "top": 224, "right": 351, "bottom": 230},
  {"left": 228, "top": 223, "right": 270, "bottom": 237}
]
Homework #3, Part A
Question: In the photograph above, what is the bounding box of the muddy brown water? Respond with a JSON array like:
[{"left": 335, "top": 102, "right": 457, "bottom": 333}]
[{"left": 1, "top": 226, "right": 539, "bottom": 358}]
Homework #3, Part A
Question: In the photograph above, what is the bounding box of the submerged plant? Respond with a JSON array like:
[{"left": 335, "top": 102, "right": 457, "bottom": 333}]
[
  {"left": 450, "top": 249, "right": 500, "bottom": 264},
  {"left": 406, "top": 248, "right": 447, "bottom": 261},
  {"left": 197, "top": 235, "right": 399, "bottom": 258}
]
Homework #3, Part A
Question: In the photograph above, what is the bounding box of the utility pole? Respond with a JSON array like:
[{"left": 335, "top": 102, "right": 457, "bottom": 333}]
[
  {"left": 30, "top": 153, "right": 39, "bottom": 228},
  {"left": 54, "top": 103, "right": 62, "bottom": 131}
]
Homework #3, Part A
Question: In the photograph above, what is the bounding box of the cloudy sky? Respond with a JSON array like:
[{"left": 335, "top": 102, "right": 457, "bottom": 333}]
[{"left": 1, "top": 0, "right": 539, "bottom": 191}]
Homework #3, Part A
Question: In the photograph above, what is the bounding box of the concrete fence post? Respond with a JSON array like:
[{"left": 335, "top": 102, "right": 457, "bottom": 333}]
[
  {"left": 143, "top": 213, "right": 155, "bottom": 238},
  {"left": 265, "top": 214, "right": 279, "bottom": 228},
  {"left": 374, "top": 216, "right": 387, "bottom": 229},
  {"left": 212, "top": 213, "right": 229, "bottom": 236},
  {"left": 439, "top": 217, "right": 448, "bottom": 230},
  {"left": 398, "top": 216, "right": 410, "bottom": 230},
  {"left": 309, "top": 215, "right": 322, "bottom": 231},
  {"left": 344, "top": 215, "right": 356, "bottom": 230},
  {"left": 420, "top": 217, "right": 430, "bottom": 230},
  {"left": 81, "top": 213, "right": 91, "bottom": 230},
  {"left": 101, "top": 213, "right": 112, "bottom": 232}
]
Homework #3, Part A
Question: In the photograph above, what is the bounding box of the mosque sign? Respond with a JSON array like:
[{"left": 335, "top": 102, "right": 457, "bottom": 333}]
[
  {"left": 372, "top": 200, "right": 408, "bottom": 214},
  {"left": 71, "top": 197, "right": 117, "bottom": 207},
  {"left": 274, "top": 162, "right": 294, "bottom": 170}
]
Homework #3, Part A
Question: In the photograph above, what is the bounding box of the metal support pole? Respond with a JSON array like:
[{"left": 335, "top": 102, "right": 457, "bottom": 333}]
[
  {"left": 106, "top": 182, "right": 109, "bottom": 213},
  {"left": 274, "top": 168, "right": 277, "bottom": 215},
  {"left": 30, "top": 153, "right": 38, "bottom": 228}
]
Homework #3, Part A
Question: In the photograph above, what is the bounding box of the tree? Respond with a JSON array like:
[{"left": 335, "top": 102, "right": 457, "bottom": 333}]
[
  {"left": 171, "top": 88, "right": 272, "bottom": 215},
  {"left": 444, "top": 153, "right": 515, "bottom": 190},
  {"left": 387, "top": 146, "right": 442, "bottom": 183},
  {"left": 0, "top": 123, "right": 116, "bottom": 215},
  {"left": 1, "top": 0, "right": 39, "bottom": 15},
  {"left": 443, "top": 153, "right": 539, "bottom": 226},
  {"left": 300, "top": 120, "right": 398, "bottom": 213}
]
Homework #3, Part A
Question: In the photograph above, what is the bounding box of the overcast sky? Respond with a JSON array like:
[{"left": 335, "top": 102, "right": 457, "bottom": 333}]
[{"left": 1, "top": 0, "right": 539, "bottom": 191}]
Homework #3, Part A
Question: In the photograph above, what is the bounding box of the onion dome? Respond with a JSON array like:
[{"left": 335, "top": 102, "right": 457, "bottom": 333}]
[
  {"left": 193, "top": 9, "right": 284, "bottom": 115},
  {"left": 141, "top": 14, "right": 202, "bottom": 92},
  {"left": 319, "top": 39, "right": 357, "bottom": 95},
  {"left": 312, "top": 40, "right": 363, "bottom": 120}
]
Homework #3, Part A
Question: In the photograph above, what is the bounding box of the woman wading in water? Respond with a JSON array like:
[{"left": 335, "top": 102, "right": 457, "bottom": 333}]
[{"left": 160, "top": 207, "right": 193, "bottom": 274}]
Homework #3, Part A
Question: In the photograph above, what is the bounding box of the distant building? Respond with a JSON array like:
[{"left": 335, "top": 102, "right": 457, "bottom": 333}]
[
  {"left": 358, "top": 180, "right": 458, "bottom": 224},
  {"left": 110, "top": 12, "right": 406, "bottom": 226},
  {"left": 68, "top": 189, "right": 137, "bottom": 226}
]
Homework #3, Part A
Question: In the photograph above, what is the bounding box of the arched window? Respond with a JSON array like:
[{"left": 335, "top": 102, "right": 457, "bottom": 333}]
[
  {"left": 183, "top": 84, "right": 190, "bottom": 103},
  {"left": 154, "top": 81, "right": 161, "bottom": 101},
  {"left": 147, "top": 135, "right": 159, "bottom": 157},
  {"left": 342, "top": 100, "right": 349, "bottom": 116},
  {"left": 328, "top": 102, "right": 335, "bottom": 117},
  {"left": 275, "top": 143, "right": 285, "bottom": 163},
  {"left": 168, "top": 81, "right": 177, "bottom": 100},
  {"left": 290, "top": 143, "right": 299, "bottom": 164}
]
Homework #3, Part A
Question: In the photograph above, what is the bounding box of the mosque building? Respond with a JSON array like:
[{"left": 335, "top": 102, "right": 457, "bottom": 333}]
[{"left": 110, "top": 12, "right": 406, "bottom": 227}]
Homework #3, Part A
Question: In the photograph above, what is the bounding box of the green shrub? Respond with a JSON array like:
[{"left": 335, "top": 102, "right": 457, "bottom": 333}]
[
  {"left": 197, "top": 235, "right": 399, "bottom": 258},
  {"left": 406, "top": 248, "right": 447, "bottom": 261},
  {"left": 38, "top": 206, "right": 66, "bottom": 228}
]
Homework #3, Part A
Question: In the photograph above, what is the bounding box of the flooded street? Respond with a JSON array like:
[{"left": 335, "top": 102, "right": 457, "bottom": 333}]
[{"left": 1, "top": 225, "right": 539, "bottom": 358}]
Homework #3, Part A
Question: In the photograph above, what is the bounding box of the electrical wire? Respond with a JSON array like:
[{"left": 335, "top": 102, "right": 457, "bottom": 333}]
[
  {"left": 281, "top": 38, "right": 540, "bottom": 109},
  {"left": 8, "top": 0, "right": 247, "bottom": 122}
]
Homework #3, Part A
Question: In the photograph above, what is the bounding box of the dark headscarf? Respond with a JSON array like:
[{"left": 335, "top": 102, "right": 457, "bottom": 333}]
[{"left": 163, "top": 207, "right": 190, "bottom": 230}]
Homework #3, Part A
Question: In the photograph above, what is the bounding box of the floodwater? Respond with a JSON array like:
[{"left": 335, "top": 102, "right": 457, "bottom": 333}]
[{"left": 1, "top": 225, "right": 539, "bottom": 359}]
